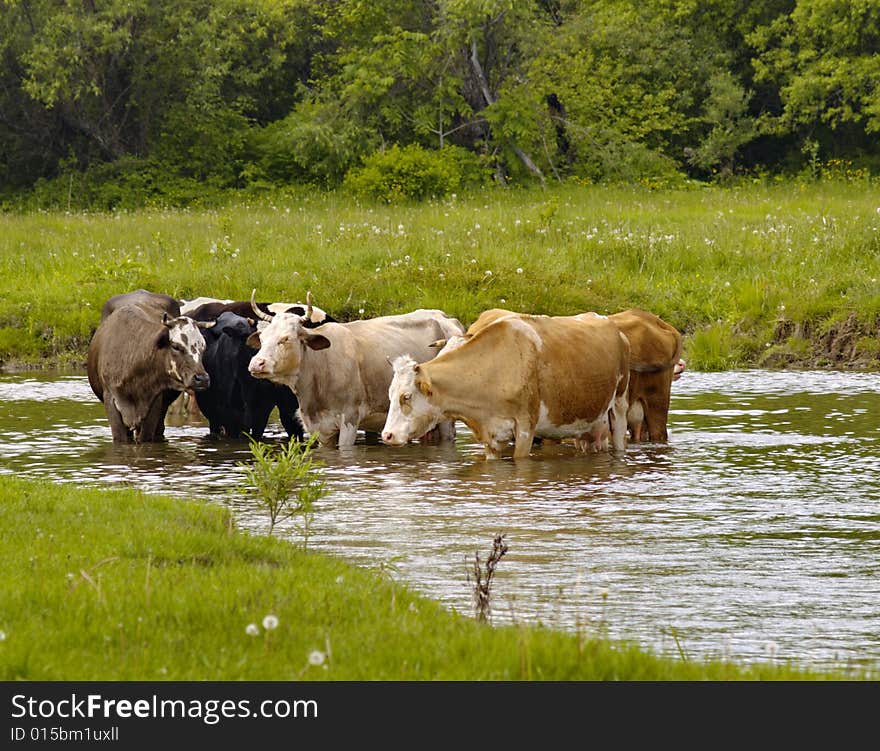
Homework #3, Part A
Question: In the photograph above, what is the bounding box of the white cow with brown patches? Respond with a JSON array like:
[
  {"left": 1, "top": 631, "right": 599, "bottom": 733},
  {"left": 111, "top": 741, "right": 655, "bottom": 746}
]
[
  {"left": 381, "top": 311, "right": 630, "bottom": 460},
  {"left": 247, "top": 294, "right": 465, "bottom": 447}
]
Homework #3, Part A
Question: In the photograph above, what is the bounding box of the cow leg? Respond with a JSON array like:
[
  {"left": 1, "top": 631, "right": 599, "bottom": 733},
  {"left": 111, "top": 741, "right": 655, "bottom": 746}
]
[
  {"left": 103, "top": 394, "right": 132, "bottom": 443},
  {"left": 512, "top": 421, "right": 535, "bottom": 459},
  {"left": 278, "top": 408, "right": 305, "bottom": 441},
  {"left": 140, "top": 393, "right": 172, "bottom": 442},
  {"left": 645, "top": 403, "right": 669, "bottom": 442},
  {"left": 337, "top": 421, "right": 359, "bottom": 447},
  {"left": 437, "top": 419, "right": 456, "bottom": 442},
  {"left": 645, "top": 377, "right": 673, "bottom": 442},
  {"left": 609, "top": 394, "right": 628, "bottom": 451},
  {"left": 484, "top": 444, "right": 503, "bottom": 460}
]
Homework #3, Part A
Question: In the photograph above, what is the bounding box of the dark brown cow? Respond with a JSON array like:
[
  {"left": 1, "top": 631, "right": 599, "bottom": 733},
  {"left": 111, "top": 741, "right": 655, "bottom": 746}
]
[
  {"left": 101, "top": 289, "right": 181, "bottom": 321},
  {"left": 88, "top": 291, "right": 212, "bottom": 443}
]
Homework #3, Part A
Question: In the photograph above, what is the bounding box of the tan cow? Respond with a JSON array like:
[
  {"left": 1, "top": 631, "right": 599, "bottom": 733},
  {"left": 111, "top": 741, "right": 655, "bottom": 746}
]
[
  {"left": 432, "top": 306, "right": 685, "bottom": 444},
  {"left": 247, "top": 294, "right": 465, "bottom": 447},
  {"left": 381, "top": 311, "right": 630, "bottom": 460}
]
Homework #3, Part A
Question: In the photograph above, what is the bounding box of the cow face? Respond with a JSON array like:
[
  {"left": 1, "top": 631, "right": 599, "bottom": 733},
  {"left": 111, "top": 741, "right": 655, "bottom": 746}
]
[
  {"left": 158, "top": 315, "right": 211, "bottom": 392},
  {"left": 381, "top": 356, "right": 444, "bottom": 446},
  {"left": 247, "top": 312, "right": 330, "bottom": 383}
]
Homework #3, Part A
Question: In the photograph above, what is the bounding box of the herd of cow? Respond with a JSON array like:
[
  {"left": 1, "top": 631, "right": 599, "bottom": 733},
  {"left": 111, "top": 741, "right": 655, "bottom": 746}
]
[{"left": 86, "top": 288, "right": 686, "bottom": 459}]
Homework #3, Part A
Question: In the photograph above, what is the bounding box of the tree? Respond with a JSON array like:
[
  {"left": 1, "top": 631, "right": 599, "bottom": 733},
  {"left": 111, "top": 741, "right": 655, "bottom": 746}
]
[
  {"left": 686, "top": 70, "right": 759, "bottom": 177},
  {"left": 750, "top": 0, "right": 880, "bottom": 160}
]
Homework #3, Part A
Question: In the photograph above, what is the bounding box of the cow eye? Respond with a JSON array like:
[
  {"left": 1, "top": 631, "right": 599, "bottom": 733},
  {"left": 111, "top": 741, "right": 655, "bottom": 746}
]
[{"left": 399, "top": 392, "right": 412, "bottom": 414}]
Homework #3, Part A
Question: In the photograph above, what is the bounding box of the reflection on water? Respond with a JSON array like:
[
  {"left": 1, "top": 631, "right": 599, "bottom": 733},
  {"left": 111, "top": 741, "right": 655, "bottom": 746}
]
[{"left": 2, "top": 369, "right": 880, "bottom": 674}]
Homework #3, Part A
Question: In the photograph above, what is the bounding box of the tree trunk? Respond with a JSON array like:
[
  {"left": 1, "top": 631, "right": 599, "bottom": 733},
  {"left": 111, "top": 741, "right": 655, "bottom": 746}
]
[{"left": 469, "top": 39, "right": 544, "bottom": 183}]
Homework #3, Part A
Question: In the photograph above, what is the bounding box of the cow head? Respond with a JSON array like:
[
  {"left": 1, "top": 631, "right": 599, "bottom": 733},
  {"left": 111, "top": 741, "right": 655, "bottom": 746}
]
[
  {"left": 381, "top": 355, "right": 443, "bottom": 446},
  {"left": 209, "top": 311, "right": 255, "bottom": 341},
  {"left": 247, "top": 290, "right": 330, "bottom": 383},
  {"left": 158, "top": 313, "right": 212, "bottom": 391}
]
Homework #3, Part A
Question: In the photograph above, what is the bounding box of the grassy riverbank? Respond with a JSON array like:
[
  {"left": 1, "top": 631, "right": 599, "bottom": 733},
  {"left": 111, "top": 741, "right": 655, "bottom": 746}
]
[
  {"left": 0, "top": 475, "right": 858, "bottom": 681},
  {"left": 1, "top": 180, "right": 879, "bottom": 372}
]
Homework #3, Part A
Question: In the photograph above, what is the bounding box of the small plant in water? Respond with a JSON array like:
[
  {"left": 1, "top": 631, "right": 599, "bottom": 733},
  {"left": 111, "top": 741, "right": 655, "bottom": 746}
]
[
  {"left": 238, "top": 434, "right": 329, "bottom": 544},
  {"left": 468, "top": 533, "right": 509, "bottom": 623}
]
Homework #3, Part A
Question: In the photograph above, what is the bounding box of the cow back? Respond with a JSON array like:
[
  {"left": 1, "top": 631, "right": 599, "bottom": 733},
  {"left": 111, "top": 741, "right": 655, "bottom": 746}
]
[
  {"left": 101, "top": 289, "right": 180, "bottom": 321},
  {"left": 609, "top": 308, "right": 682, "bottom": 370}
]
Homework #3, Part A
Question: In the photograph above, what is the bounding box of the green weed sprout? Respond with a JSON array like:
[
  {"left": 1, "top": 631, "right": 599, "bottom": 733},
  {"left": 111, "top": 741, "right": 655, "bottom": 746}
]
[{"left": 238, "top": 433, "right": 329, "bottom": 544}]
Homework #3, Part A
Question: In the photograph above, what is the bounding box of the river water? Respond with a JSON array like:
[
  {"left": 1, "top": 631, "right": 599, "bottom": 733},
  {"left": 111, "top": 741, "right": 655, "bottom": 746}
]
[{"left": 2, "top": 369, "right": 879, "bottom": 674}]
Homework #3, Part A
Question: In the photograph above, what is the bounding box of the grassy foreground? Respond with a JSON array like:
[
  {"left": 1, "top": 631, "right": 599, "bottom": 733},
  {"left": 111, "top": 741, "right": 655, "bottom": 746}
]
[
  {"left": 1, "top": 180, "right": 879, "bottom": 371},
  {"left": 0, "top": 475, "right": 854, "bottom": 681}
]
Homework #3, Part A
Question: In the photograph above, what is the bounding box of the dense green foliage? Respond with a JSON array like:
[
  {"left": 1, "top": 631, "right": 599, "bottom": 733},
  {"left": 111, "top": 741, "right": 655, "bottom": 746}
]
[
  {"left": 0, "top": 475, "right": 855, "bottom": 679},
  {"left": 2, "top": 0, "right": 880, "bottom": 205},
  {"left": 0, "top": 181, "right": 878, "bottom": 373}
]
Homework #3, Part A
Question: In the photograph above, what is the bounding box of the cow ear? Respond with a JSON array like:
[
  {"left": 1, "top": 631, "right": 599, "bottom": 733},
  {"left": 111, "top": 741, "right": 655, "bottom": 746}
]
[
  {"left": 303, "top": 332, "right": 331, "bottom": 350},
  {"left": 155, "top": 327, "right": 170, "bottom": 349},
  {"left": 245, "top": 331, "right": 261, "bottom": 350}
]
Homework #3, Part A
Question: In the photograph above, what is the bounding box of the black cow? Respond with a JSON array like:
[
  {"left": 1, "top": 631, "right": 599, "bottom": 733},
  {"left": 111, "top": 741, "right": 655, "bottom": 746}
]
[
  {"left": 88, "top": 290, "right": 212, "bottom": 442},
  {"left": 192, "top": 311, "right": 305, "bottom": 440},
  {"left": 184, "top": 297, "right": 336, "bottom": 327}
]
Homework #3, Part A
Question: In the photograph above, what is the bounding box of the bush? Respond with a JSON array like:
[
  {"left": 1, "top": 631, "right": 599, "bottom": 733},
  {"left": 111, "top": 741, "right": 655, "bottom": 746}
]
[
  {"left": 247, "top": 101, "right": 375, "bottom": 189},
  {"left": 343, "top": 144, "right": 489, "bottom": 202},
  {"left": 15, "top": 158, "right": 230, "bottom": 211}
]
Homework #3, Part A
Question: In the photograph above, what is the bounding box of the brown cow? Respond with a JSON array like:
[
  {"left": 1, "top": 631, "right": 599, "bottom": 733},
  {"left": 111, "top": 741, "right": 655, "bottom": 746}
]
[
  {"left": 608, "top": 308, "right": 684, "bottom": 442},
  {"left": 432, "top": 307, "right": 684, "bottom": 444},
  {"left": 88, "top": 291, "right": 212, "bottom": 443},
  {"left": 381, "top": 311, "right": 630, "bottom": 460}
]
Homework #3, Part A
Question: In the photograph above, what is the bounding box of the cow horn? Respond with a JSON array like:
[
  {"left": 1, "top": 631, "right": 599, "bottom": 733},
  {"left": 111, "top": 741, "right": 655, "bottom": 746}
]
[
  {"left": 195, "top": 319, "right": 216, "bottom": 329},
  {"left": 429, "top": 338, "right": 448, "bottom": 349},
  {"left": 250, "top": 289, "right": 272, "bottom": 322},
  {"left": 306, "top": 290, "right": 313, "bottom": 321}
]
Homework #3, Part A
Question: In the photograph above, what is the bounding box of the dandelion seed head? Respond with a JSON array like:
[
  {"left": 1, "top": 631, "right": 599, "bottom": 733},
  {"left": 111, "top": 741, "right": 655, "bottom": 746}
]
[
  {"left": 245, "top": 623, "right": 260, "bottom": 637},
  {"left": 308, "top": 650, "right": 326, "bottom": 666},
  {"left": 262, "top": 614, "right": 279, "bottom": 631}
]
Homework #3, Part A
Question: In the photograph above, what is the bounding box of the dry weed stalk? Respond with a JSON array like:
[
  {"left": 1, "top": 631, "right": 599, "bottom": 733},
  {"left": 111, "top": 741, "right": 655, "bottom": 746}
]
[{"left": 469, "top": 533, "right": 509, "bottom": 622}]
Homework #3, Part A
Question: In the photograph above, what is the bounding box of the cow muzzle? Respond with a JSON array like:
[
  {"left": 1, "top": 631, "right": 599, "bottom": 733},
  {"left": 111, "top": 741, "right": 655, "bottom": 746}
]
[
  {"left": 381, "top": 430, "right": 406, "bottom": 446},
  {"left": 190, "top": 372, "right": 211, "bottom": 391},
  {"left": 249, "top": 357, "right": 268, "bottom": 377}
]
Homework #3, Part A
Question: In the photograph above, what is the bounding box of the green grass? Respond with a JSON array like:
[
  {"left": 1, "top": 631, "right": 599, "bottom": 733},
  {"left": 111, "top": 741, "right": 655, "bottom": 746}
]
[
  {"left": 0, "top": 475, "right": 856, "bottom": 681},
  {"left": 2, "top": 179, "right": 880, "bottom": 370}
]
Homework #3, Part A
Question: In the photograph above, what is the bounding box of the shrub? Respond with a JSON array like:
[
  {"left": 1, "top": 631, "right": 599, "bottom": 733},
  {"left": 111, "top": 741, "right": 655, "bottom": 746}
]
[
  {"left": 343, "top": 144, "right": 489, "bottom": 202},
  {"left": 18, "top": 158, "right": 230, "bottom": 211},
  {"left": 248, "top": 101, "right": 375, "bottom": 189},
  {"left": 238, "top": 434, "right": 328, "bottom": 544}
]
